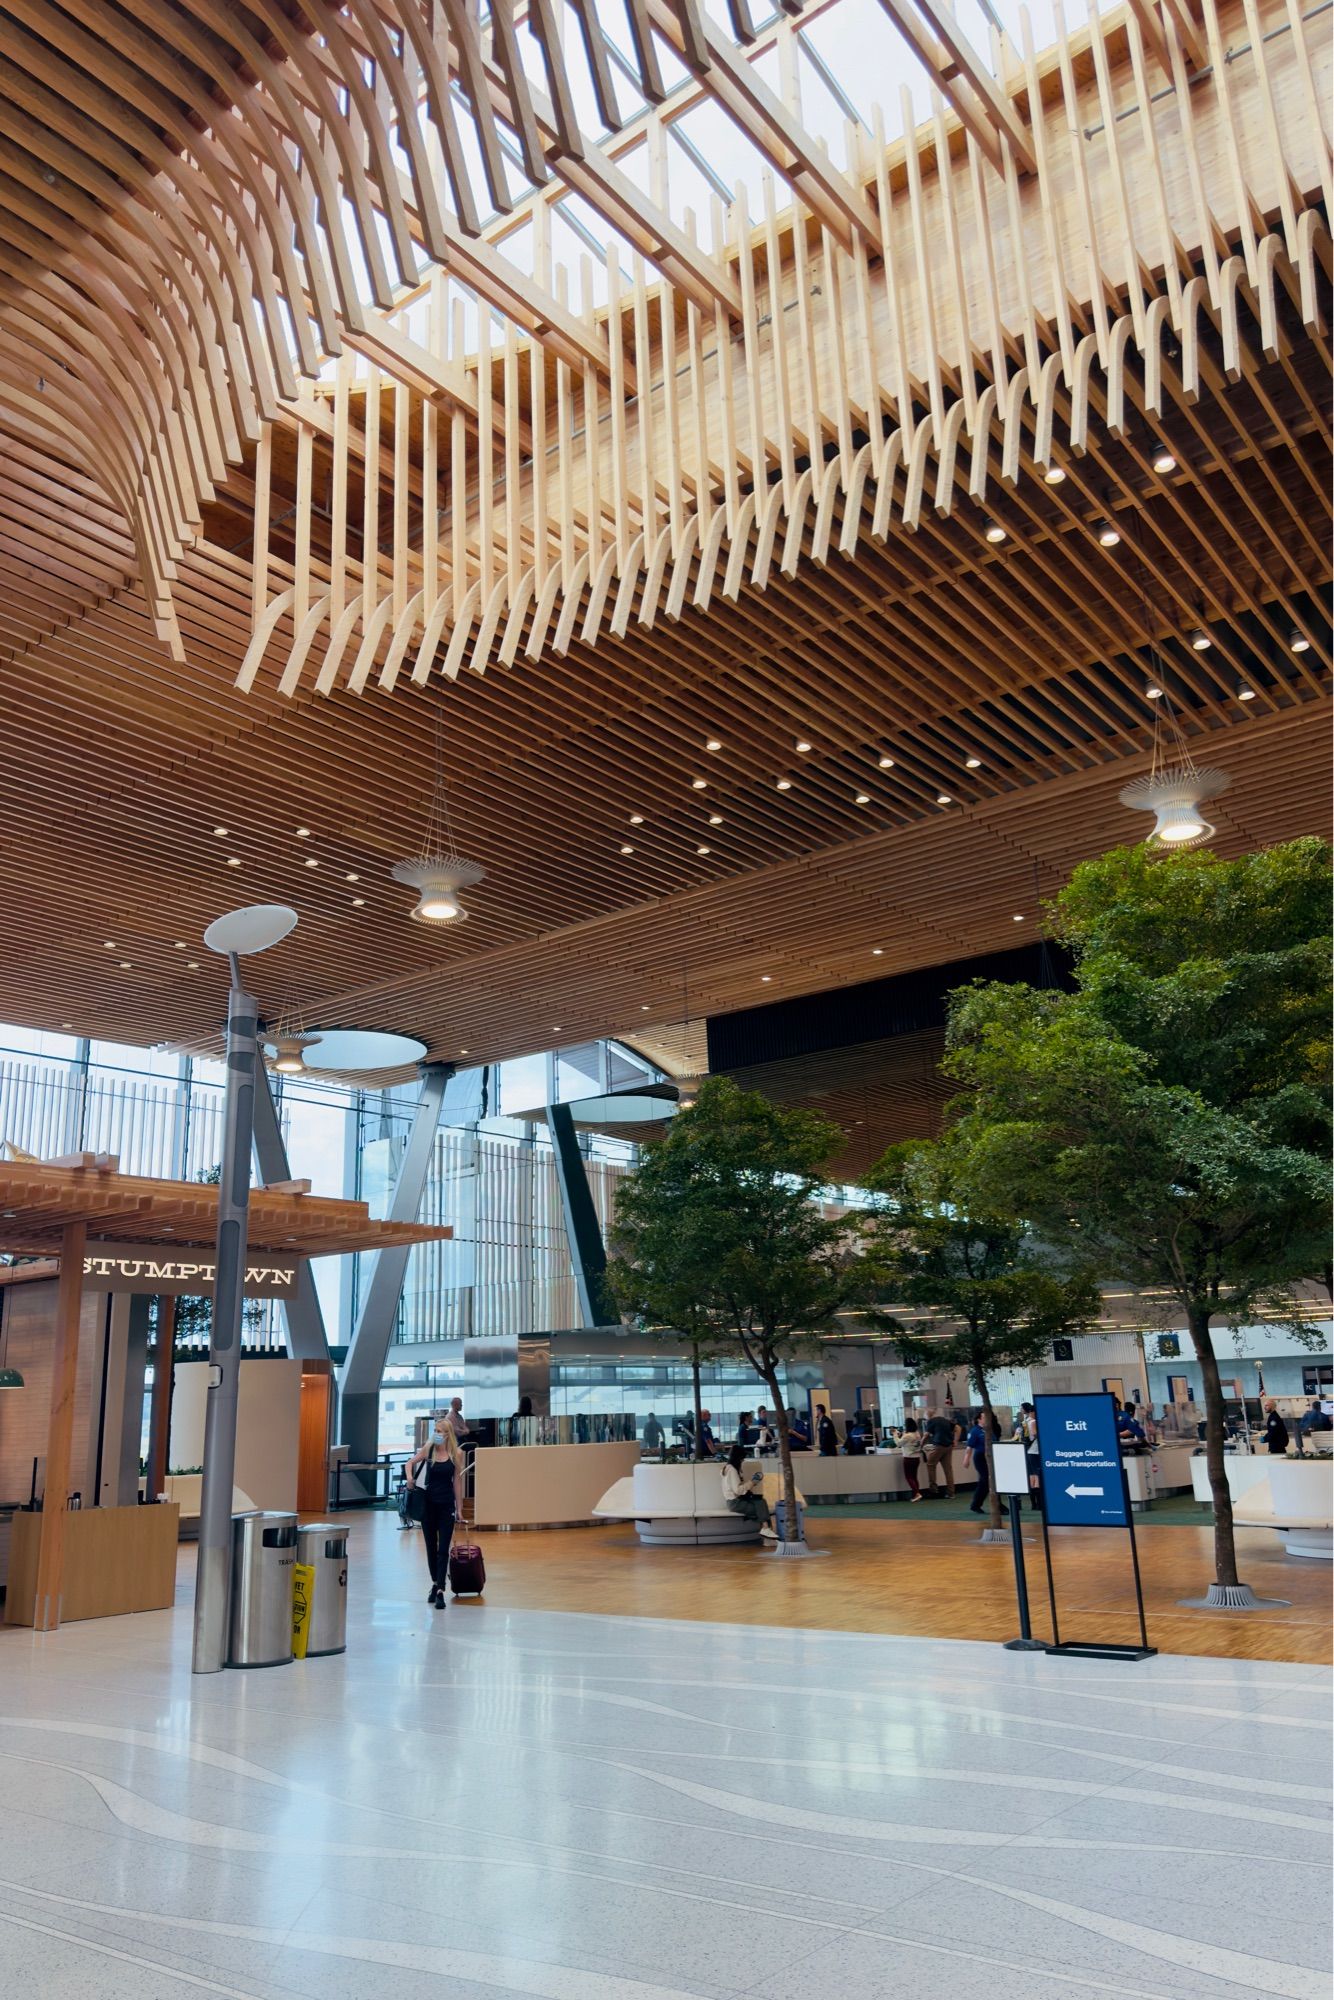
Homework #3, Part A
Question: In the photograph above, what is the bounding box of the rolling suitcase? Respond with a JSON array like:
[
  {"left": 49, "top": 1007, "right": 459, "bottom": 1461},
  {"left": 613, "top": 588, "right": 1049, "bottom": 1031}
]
[{"left": 447, "top": 1522, "right": 486, "bottom": 1597}]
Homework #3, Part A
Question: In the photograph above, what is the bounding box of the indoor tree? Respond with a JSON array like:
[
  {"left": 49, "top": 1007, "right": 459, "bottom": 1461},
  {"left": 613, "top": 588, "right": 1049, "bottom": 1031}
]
[
  {"left": 607, "top": 1076, "right": 859, "bottom": 1547},
  {"left": 863, "top": 1130, "right": 1099, "bottom": 1540},
  {"left": 944, "top": 836, "right": 1331, "bottom": 1605}
]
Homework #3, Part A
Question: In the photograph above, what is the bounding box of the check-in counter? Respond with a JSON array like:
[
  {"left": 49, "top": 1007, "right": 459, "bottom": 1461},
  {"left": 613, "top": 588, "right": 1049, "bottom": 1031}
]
[
  {"left": 1190, "top": 1452, "right": 1273, "bottom": 1506},
  {"left": 472, "top": 1440, "right": 640, "bottom": 1527},
  {"left": 793, "top": 1446, "right": 975, "bottom": 1501}
]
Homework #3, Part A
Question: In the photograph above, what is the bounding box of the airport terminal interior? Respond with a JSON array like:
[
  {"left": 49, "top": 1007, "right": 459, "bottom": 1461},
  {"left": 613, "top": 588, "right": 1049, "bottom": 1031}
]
[{"left": 0, "top": 0, "right": 1331, "bottom": 1994}]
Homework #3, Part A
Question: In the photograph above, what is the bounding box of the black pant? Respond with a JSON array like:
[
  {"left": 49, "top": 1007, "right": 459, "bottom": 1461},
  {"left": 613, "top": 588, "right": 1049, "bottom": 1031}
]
[
  {"left": 969, "top": 1453, "right": 989, "bottom": 1512},
  {"left": 423, "top": 1500, "right": 456, "bottom": 1587}
]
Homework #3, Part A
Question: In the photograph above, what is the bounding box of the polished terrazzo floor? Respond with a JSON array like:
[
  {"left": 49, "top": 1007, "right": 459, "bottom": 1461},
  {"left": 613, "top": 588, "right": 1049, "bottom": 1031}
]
[{"left": 0, "top": 1511, "right": 1329, "bottom": 2000}]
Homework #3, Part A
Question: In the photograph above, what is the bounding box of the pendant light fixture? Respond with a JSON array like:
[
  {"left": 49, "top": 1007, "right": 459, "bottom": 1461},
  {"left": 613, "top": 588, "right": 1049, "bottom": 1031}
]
[
  {"left": 391, "top": 704, "right": 484, "bottom": 926},
  {"left": 265, "top": 1030, "right": 322, "bottom": 1076},
  {"left": 1118, "top": 682, "right": 1229, "bottom": 851}
]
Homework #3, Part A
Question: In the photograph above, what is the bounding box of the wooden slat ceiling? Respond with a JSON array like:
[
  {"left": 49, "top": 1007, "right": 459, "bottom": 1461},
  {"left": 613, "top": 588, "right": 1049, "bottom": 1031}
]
[
  {"left": 718, "top": 1026, "right": 954, "bottom": 1182},
  {"left": 0, "top": 0, "right": 1329, "bottom": 1073}
]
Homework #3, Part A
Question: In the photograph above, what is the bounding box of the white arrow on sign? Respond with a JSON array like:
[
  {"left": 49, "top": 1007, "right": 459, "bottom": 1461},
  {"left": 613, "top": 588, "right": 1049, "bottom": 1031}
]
[{"left": 1066, "top": 1483, "right": 1104, "bottom": 1498}]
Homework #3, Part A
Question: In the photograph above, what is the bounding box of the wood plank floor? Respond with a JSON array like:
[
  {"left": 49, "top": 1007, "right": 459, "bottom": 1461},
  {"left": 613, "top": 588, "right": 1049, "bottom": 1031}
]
[{"left": 457, "top": 1516, "right": 1333, "bottom": 1664}]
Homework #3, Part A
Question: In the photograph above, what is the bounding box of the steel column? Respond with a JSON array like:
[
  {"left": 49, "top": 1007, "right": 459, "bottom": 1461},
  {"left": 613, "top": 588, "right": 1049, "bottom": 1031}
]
[
  {"left": 251, "top": 1058, "right": 331, "bottom": 1363},
  {"left": 192, "top": 976, "right": 258, "bottom": 1675},
  {"left": 546, "top": 1102, "right": 615, "bottom": 1328}
]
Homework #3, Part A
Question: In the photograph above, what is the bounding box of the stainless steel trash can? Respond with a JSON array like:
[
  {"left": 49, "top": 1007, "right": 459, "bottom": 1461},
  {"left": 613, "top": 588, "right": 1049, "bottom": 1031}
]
[
  {"left": 228, "top": 1511, "right": 297, "bottom": 1668},
  {"left": 296, "top": 1522, "right": 348, "bottom": 1657}
]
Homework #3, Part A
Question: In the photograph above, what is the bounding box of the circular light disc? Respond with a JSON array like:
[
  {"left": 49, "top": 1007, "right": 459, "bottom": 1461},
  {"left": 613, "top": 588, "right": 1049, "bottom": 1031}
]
[
  {"left": 203, "top": 905, "right": 298, "bottom": 956},
  {"left": 301, "top": 1029, "right": 428, "bottom": 1073}
]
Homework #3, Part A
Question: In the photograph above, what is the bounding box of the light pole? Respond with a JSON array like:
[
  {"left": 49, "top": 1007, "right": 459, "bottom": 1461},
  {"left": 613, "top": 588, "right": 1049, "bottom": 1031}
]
[{"left": 192, "top": 904, "right": 297, "bottom": 1675}]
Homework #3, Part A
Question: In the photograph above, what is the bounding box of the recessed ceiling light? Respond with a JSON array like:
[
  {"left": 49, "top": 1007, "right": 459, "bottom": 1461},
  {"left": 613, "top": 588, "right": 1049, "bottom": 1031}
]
[
  {"left": 776, "top": 777, "right": 792, "bottom": 790},
  {"left": 964, "top": 756, "right": 982, "bottom": 769},
  {"left": 629, "top": 814, "right": 644, "bottom": 825},
  {"left": 1190, "top": 628, "right": 1212, "bottom": 651},
  {"left": 620, "top": 844, "right": 634, "bottom": 855},
  {"left": 120, "top": 961, "right": 131, "bottom": 969},
  {"left": 854, "top": 793, "right": 870, "bottom": 805},
  {"left": 984, "top": 520, "right": 1006, "bottom": 543},
  {"left": 696, "top": 844, "right": 710, "bottom": 855},
  {"left": 760, "top": 975, "right": 772, "bottom": 983},
  {"left": 705, "top": 738, "right": 722, "bottom": 752},
  {"left": 226, "top": 856, "right": 241, "bottom": 867},
  {"left": 552, "top": 1025, "right": 563, "bottom": 1032},
  {"left": 61, "top": 1022, "right": 72, "bottom": 1029},
  {"left": 304, "top": 857, "right": 319, "bottom": 868},
  {"left": 1013, "top": 913, "right": 1025, "bottom": 922},
  {"left": 691, "top": 778, "right": 707, "bottom": 790},
  {"left": 872, "top": 948, "right": 883, "bottom": 956},
  {"left": 213, "top": 826, "right": 228, "bottom": 837},
  {"left": 641, "top": 1005, "right": 650, "bottom": 1011},
  {"left": 187, "top": 960, "right": 200, "bottom": 969},
  {"left": 936, "top": 793, "right": 952, "bottom": 805},
  {"left": 1145, "top": 682, "right": 1163, "bottom": 699},
  {"left": 1097, "top": 520, "right": 1121, "bottom": 547},
  {"left": 173, "top": 941, "right": 186, "bottom": 949},
  {"left": 878, "top": 756, "right": 895, "bottom": 769},
  {"left": 1290, "top": 629, "right": 1310, "bottom": 653},
  {"left": 104, "top": 941, "right": 116, "bottom": 950},
  {"left": 708, "top": 814, "right": 723, "bottom": 826},
  {"left": 295, "top": 827, "right": 311, "bottom": 838},
  {"left": 460, "top": 1048, "right": 470, "bottom": 1055},
  {"left": 795, "top": 739, "right": 812, "bottom": 753},
  {"left": 1152, "top": 451, "right": 1177, "bottom": 474},
  {"left": 351, "top": 897, "right": 365, "bottom": 907},
  {"left": 345, "top": 873, "right": 359, "bottom": 883},
  {"left": 1044, "top": 465, "right": 1066, "bottom": 484},
  {"left": 1237, "top": 683, "right": 1256, "bottom": 701}
]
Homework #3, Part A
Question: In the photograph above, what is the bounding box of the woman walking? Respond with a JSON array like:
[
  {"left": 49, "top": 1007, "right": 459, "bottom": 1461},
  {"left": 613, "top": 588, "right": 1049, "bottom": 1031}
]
[{"left": 406, "top": 1415, "right": 465, "bottom": 1607}]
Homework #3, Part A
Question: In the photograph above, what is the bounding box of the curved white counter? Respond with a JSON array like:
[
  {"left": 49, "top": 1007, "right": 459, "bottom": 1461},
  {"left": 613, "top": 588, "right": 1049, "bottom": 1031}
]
[
  {"left": 1232, "top": 1460, "right": 1333, "bottom": 1559},
  {"left": 594, "top": 1460, "right": 803, "bottom": 1544}
]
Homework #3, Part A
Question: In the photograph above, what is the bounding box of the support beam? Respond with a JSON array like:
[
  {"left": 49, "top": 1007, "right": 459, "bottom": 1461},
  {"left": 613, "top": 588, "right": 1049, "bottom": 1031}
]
[
  {"left": 338, "top": 1061, "right": 452, "bottom": 1467},
  {"left": 874, "top": 0, "right": 1038, "bottom": 176},
  {"left": 146, "top": 1293, "right": 176, "bottom": 1501},
  {"left": 252, "top": 1057, "right": 331, "bottom": 1364},
  {"left": 32, "top": 1217, "right": 87, "bottom": 1633},
  {"left": 545, "top": 1102, "right": 616, "bottom": 1329}
]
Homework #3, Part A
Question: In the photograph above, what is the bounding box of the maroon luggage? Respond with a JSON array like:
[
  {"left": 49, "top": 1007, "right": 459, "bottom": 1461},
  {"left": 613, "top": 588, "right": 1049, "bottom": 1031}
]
[{"left": 448, "top": 1526, "right": 486, "bottom": 1597}]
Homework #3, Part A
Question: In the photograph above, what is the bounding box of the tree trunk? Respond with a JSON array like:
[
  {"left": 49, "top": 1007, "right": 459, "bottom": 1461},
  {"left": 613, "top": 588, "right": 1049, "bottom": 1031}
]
[
  {"left": 764, "top": 1364, "right": 801, "bottom": 1545},
  {"left": 691, "top": 1347, "right": 704, "bottom": 1461},
  {"left": 1189, "top": 1306, "right": 1241, "bottom": 1590},
  {"left": 976, "top": 1375, "right": 1004, "bottom": 1535}
]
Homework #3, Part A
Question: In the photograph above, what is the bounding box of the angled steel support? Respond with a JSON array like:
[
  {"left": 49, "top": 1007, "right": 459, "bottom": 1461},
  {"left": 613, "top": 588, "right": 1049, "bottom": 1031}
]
[
  {"left": 338, "top": 1062, "right": 453, "bottom": 1466},
  {"left": 546, "top": 1102, "right": 616, "bottom": 1329},
  {"left": 252, "top": 1058, "right": 331, "bottom": 1364}
]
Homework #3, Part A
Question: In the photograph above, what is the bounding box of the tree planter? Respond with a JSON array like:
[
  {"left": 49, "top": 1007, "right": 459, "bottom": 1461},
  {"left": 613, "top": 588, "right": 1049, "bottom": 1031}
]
[
  {"left": 1179, "top": 1582, "right": 1291, "bottom": 1610},
  {"left": 763, "top": 1540, "right": 830, "bottom": 1560}
]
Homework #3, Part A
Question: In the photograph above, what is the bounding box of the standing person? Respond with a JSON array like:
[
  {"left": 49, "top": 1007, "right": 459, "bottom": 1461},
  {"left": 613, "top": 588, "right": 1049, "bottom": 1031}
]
[
  {"left": 735, "top": 1411, "right": 754, "bottom": 1445},
  {"left": 920, "top": 1416, "right": 960, "bottom": 1496},
  {"left": 754, "top": 1406, "right": 775, "bottom": 1453},
  {"left": 445, "top": 1396, "right": 469, "bottom": 1438},
  {"left": 921, "top": 1408, "right": 959, "bottom": 1497},
  {"left": 1262, "top": 1400, "right": 1290, "bottom": 1457},
  {"left": 1017, "top": 1402, "right": 1043, "bottom": 1512},
  {"left": 787, "top": 1411, "right": 812, "bottom": 1452},
  {"left": 965, "top": 1411, "right": 990, "bottom": 1515},
  {"left": 1296, "top": 1399, "right": 1327, "bottom": 1455},
  {"left": 642, "top": 1411, "right": 665, "bottom": 1456},
  {"left": 816, "top": 1404, "right": 838, "bottom": 1456},
  {"left": 406, "top": 1415, "right": 464, "bottom": 1609},
  {"left": 721, "top": 1441, "right": 777, "bottom": 1541},
  {"left": 697, "top": 1409, "right": 717, "bottom": 1457},
  {"left": 898, "top": 1416, "right": 923, "bottom": 1501}
]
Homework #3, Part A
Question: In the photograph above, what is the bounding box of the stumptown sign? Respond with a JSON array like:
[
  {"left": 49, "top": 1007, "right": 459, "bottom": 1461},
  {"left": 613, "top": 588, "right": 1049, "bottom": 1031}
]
[{"left": 82, "top": 1243, "right": 298, "bottom": 1299}]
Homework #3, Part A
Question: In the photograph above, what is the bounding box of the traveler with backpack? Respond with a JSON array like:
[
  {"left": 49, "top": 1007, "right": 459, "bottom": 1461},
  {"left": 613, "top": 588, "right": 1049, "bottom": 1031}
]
[{"left": 406, "top": 1416, "right": 464, "bottom": 1609}]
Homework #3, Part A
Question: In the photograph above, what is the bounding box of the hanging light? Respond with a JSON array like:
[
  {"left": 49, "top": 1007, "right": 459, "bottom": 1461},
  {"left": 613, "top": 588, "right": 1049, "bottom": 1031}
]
[
  {"left": 0, "top": 1366, "right": 24, "bottom": 1389},
  {"left": 1119, "top": 686, "right": 1230, "bottom": 851},
  {"left": 390, "top": 856, "right": 484, "bottom": 924},
  {"left": 392, "top": 719, "right": 484, "bottom": 926},
  {"left": 265, "top": 1031, "right": 322, "bottom": 1076}
]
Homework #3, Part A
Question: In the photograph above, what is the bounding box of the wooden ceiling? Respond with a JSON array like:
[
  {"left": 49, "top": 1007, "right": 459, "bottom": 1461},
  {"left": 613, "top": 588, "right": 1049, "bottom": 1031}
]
[{"left": 0, "top": 0, "right": 1329, "bottom": 1076}]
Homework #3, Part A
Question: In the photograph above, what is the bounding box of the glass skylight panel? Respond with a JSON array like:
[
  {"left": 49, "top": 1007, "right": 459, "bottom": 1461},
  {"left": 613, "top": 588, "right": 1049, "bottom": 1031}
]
[
  {"left": 663, "top": 122, "right": 735, "bottom": 230},
  {"left": 670, "top": 96, "right": 771, "bottom": 224},
  {"left": 797, "top": 0, "right": 934, "bottom": 140}
]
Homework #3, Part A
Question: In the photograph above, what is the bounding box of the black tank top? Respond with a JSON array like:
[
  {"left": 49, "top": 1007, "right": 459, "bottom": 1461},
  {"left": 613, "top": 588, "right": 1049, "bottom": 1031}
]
[{"left": 425, "top": 1453, "right": 456, "bottom": 1505}]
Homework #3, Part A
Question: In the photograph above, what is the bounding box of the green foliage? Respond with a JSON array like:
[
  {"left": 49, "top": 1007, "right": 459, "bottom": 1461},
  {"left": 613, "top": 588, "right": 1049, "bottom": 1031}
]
[
  {"left": 607, "top": 1075, "right": 858, "bottom": 1539},
  {"left": 862, "top": 1129, "right": 1100, "bottom": 1381},
  {"left": 608, "top": 1075, "right": 855, "bottom": 1363},
  {"left": 944, "top": 839, "right": 1332, "bottom": 1330},
  {"left": 940, "top": 836, "right": 1332, "bottom": 1586}
]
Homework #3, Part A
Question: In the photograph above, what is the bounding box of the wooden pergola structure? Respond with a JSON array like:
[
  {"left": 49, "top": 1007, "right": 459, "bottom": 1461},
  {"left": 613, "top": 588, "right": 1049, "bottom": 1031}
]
[{"left": 0, "top": 1158, "right": 449, "bottom": 1632}]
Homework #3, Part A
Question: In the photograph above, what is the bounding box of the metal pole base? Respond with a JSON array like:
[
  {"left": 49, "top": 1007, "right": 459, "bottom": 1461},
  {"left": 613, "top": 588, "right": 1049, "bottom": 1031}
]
[{"left": 1003, "top": 1637, "right": 1049, "bottom": 1651}]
